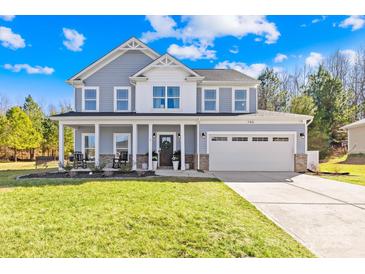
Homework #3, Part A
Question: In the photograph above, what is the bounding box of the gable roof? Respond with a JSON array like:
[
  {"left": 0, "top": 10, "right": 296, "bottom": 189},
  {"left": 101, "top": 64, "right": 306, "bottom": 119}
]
[
  {"left": 67, "top": 37, "right": 160, "bottom": 84},
  {"left": 130, "top": 53, "right": 203, "bottom": 80},
  {"left": 341, "top": 118, "right": 365, "bottom": 130},
  {"left": 194, "top": 69, "right": 259, "bottom": 84}
]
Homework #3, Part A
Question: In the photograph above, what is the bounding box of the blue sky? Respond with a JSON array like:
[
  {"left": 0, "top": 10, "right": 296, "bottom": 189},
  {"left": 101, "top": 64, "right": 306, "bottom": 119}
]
[{"left": 1, "top": 15, "right": 365, "bottom": 110}]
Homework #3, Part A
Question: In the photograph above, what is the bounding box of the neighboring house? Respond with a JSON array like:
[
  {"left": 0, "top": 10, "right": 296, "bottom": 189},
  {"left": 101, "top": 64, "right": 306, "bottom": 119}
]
[
  {"left": 341, "top": 119, "right": 365, "bottom": 154},
  {"left": 51, "top": 37, "right": 313, "bottom": 172}
]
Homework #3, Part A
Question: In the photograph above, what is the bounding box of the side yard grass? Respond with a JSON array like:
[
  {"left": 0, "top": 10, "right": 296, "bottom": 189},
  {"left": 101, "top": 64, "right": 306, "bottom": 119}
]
[
  {"left": 319, "top": 155, "right": 365, "bottom": 187},
  {"left": 0, "top": 162, "right": 313, "bottom": 258}
]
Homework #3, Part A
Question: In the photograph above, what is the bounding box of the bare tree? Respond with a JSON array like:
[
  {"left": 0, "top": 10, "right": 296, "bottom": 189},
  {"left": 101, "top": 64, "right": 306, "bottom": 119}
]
[{"left": 0, "top": 94, "right": 10, "bottom": 115}]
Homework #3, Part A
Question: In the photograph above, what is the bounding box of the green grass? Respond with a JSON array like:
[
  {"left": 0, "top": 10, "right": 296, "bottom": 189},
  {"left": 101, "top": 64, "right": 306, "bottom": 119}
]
[
  {"left": 0, "top": 162, "right": 313, "bottom": 258},
  {"left": 319, "top": 155, "right": 365, "bottom": 187}
]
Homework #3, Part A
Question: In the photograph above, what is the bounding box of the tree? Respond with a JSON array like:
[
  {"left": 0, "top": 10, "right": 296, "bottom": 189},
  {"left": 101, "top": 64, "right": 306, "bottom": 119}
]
[
  {"left": 0, "top": 94, "right": 10, "bottom": 115},
  {"left": 258, "top": 68, "right": 280, "bottom": 111},
  {"left": 5, "top": 107, "right": 42, "bottom": 161},
  {"left": 23, "top": 95, "right": 44, "bottom": 159},
  {"left": 290, "top": 95, "right": 317, "bottom": 116},
  {"left": 0, "top": 115, "right": 10, "bottom": 159},
  {"left": 42, "top": 117, "right": 58, "bottom": 156}
]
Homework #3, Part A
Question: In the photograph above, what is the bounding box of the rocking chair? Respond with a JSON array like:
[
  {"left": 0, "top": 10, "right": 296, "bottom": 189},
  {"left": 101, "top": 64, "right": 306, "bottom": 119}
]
[{"left": 73, "top": 151, "right": 87, "bottom": 169}]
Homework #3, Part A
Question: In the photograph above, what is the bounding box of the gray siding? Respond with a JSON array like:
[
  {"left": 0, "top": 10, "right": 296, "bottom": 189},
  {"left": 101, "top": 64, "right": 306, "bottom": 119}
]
[
  {"left": 249, "top": 87, "right": 257, "bottom": 113},
  {"left": 137, "top": 125, "right": 148, "bottom": 154},
  {"left": 75, "top": 51, "right": 153, "bottom": 112},
  {"left": 219, "top": 87, "right": 232, "bottom": 112},
  {"left": 74, "top": 126, "right": 94, "bottom": 152},
  {"left": 199, "top": 123, "right": 306, "bottom": 154},
  {"left": 196, "top": 88, "right": 202, "bottom": 112},
  {"left": 100, "top": 125, "right": 132, "bottom": 154}
]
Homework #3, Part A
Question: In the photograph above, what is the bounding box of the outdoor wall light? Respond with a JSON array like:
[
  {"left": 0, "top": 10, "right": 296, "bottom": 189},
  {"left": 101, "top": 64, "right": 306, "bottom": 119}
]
[
  {"left": 201, "top": 132, "right": 206, "bottom": 138},
  {"left": 177, "top": 133, "right": 181, "bottom": 138},
  {"left": 152, "top": 132, "right": 156, "bottom": 138},
  {"left": 300, "top": 133, "right": 305, "bottom": 138}
]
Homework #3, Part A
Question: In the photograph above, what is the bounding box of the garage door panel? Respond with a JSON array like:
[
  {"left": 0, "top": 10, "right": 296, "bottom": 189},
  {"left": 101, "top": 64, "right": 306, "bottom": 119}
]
[{"left": 209, "top": 134, "right": 294, "bottom": 171}]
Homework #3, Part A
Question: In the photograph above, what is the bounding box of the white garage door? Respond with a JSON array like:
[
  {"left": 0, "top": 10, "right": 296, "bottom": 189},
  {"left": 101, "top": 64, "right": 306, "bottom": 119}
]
[{"left": 209, "top": 133, "right": 295, "bottom": 171}]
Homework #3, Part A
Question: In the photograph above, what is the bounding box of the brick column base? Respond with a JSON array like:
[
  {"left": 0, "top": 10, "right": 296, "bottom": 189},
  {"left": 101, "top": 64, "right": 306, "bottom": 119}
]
[
  {"left": 199, "top": 154, "right": 209, "bottom": 171},
  {"left": 294, "top": 154, "right": 307, "bottom": 173}
]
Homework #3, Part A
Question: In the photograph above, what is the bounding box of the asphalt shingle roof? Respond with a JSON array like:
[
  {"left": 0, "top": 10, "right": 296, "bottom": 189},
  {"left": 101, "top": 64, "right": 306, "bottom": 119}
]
[{"left": 193, "top": 69, "right": 260, "bottom": 83}]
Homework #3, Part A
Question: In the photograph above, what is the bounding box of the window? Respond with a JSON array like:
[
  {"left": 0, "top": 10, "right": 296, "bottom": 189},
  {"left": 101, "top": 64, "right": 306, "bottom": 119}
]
[
  {"left": 252, "top": 137, "right": 269, "bottom": 142},
  {"left": 82, "top": 134, "right": 95, "bottom": 161},
  {"left": 211, "top": 137, "right": 228, "bottom": 141},
  {"left": 153, "top": 86, "right": 165, "bottom": 109},
  {"left": 232, "top": 137, "right": 248, "bottom": 142},
  {"left": 233, "top": 89, "right": 247, "bottom": 112},
  {"left": 153, "top": 86, "right": 180, "bottom": 109},
  {"left": 83, "top": 87, "right": 98, "bottom": 111},
  {"left": 273, "top": 137, "right": 289, "bottom": 142},
  {"left": 203, "top": 89, "right": 217, "bottom": 111},
  {"left": 113, "top": 133, "right": 130, "bottom": 162},
  {"left": 167, "top": 86, "right": 180, "bottom": 109},
  {"left": 114, "top": 87, "right": 130, "bottom": 111}
]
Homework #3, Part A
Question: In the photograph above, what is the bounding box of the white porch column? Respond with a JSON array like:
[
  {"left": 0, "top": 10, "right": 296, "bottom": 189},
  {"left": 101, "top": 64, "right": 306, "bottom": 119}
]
[
  {"left": 58, "top": 122, "right": 64, "bottom": 170},
  {"left": 148, "top": 123, "right": 153, "bottom": 170},
  {"left": 95, "top": 123, "right": 100, "bottom": 167},
  {"left": 196, "top": 121, "right": 200, "bottom": 170},
  {"left": 180, "top": 123, "right": 185, "bottom": 170},
  {"left": 132, "top": 123, "right": 137, "bottom": 171}
]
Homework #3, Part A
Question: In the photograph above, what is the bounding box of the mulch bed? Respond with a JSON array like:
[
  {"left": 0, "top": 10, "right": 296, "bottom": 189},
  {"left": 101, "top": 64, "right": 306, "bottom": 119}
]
[
  {"left": 18, "top": 170, "right": 156, "bottom": 179},
  {"left": 307, "top": 169, "right": 350, "bottom": 175}
]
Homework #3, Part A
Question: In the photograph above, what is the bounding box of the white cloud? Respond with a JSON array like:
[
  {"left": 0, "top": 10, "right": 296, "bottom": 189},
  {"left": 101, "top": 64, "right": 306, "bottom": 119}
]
[
  {"left": 141, "top": 16, "right": 280, "bottom": 60},
  {"left": 0, "top": 15, "right": 15, "bottom": 21},
  {"left": 62, "top": 28, "right": 86, "bottom": 52},
  {"left": 339, "top": 16, "right": 365, "bottom": 31},
  {"left": 215, "top": 61, "right": 267, "bottom": 78},
  {"left": 167, "top": 44, "right": 216, "bottom": 60},
  {"left": 0, "top": 26, "right": 25, "bottom": 50},
  {"left": 229, "top": 45, "right": 239, "bottom": 54},
  {"left": 254, "top": 37, "right": 262, "bottom": 42},
  {"left": 300, "top": 24, "right": 307, "bottom": 28},
  {"left": 3, "top": 64, "right": 54, "bottom": 75},
  {"left": 340, "top": 49, "right": 357, "bottom": 65},
  {"left": 312, "top": 16, "right": 326, "bottom": 24},
  {"left": 142, "top": 16, "right": 280, "bottom": 45},
  {"left": 305, "top": 52, "right": 324, "bottom": 68},
  {"left": 274, "top": 53, "right": 288, "bottom": 63}
]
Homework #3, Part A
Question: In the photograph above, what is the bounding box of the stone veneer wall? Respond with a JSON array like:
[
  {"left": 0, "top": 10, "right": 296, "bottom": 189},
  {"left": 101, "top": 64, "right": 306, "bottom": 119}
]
[
  {"left": 294, "top": 154, "right": 307, "bottom": 173},
  {"left": 184, "top": 154, "right": 194, "bottom": 170},
  {"left": 100, "top": 154, "right": 133, "bottom": 168},
  {"left": 199, "top": 154, "right": 209, "bottom": 171}
]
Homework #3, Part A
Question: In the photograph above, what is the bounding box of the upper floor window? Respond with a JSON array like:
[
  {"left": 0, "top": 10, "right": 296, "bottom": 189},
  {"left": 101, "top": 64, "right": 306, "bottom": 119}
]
[
  {"left": 203, "top": 88, "right": 218, "bottom": 112},
  {"left": 114, "top": 87, "right": 131, "bottom": 112},
  {"left": 153, "top": 86, "right": 180, "bottom": 109},
  {"left": 82, "top": 87, "right": 99, "bottom": 111},
  {"left": 233, "top": 89, "right": 247, "bottom": 112}
]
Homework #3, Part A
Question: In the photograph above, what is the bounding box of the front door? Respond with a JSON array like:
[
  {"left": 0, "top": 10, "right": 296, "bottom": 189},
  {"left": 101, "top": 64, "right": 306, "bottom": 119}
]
[{"left": 159, "top": 135, "right": 173, "bottom": 166}]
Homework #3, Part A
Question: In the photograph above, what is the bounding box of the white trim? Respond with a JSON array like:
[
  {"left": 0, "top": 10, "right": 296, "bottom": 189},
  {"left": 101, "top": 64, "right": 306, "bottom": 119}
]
[
  {"left": 202, "top": 87, "right": 219, "bottom": 112},
  {"left": 131, "top": 54, "right": 202, "bottom": 79},
  {"left": 95, "top": 123, "right": 100, "bottom": 166},
  {"left": 113, "top": 133, "right": 131, "bottom": 162},
  {"left": 180, "top": 124, "right": 185, "bottom": 170},
  {"left": 148, "top": 123, "right": 153, "bottom": 170},
  {"left": 82, "top": 86, "right": 99, "bottom": 112},
  {"left": 231, "top": 88, "right": 249, "bottom": 113},
  {"left": 81, "top": 132, "right": 96, "bottom": 161},
  {"left": 206, "top": 131, "right": 297, "bottom": 154},
  {"left": 68, "top": 37, "right": 160, "bottom": 83},
  {"left": 113, "top": 86, "right": 131, "bottom": 112},
  {"left": 132, "top": 124, "right": 137, "bottom": 171},
  {"left": 196, "top": 120, "right": 200, "bottom": 170},
  {"left": 152, "top": 85, "right": 181, "bottom": 111},
  {"left": 156, "top": 131, "right": 177, "bottom": 167},
  {"left": 58, "top": 122, "right": 64, "bottom": 170}
]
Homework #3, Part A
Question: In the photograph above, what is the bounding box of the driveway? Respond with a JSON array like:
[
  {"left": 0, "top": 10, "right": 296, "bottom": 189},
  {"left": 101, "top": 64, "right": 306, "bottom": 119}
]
[{"left": 214, "top": 172, "right": 365, "bottom": 258}]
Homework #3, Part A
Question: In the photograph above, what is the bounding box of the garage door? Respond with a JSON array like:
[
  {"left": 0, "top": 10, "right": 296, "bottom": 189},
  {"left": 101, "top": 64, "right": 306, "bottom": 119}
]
[{"left": 209, "top": 133, "right": 295, "bottom": 171}]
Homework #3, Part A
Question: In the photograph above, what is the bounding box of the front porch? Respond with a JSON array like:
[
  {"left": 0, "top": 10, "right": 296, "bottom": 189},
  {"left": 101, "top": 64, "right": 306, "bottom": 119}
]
[{"left": 58, "top": 121, "right": 202, "bottom": 171}]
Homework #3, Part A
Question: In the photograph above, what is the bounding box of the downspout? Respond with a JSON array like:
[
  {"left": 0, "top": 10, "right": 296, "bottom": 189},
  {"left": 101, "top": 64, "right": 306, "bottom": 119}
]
[
  {"left": 305, "top": 117, "right": 314, "bottom": 153},
  {"left": 197, "top": 117, "right": 200, "bottom": 170}
]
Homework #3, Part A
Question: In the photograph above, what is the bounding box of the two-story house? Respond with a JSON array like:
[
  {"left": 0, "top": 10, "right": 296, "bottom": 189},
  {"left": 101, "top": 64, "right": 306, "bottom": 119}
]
[{"left": 52, "top": 37, "right": 313, "bottom": 172}]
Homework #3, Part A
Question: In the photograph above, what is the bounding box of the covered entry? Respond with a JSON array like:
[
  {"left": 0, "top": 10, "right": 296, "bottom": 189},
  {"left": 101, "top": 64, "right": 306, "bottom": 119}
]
[{"left": 208, "top": 132, "right": 296, "bottom": 171}]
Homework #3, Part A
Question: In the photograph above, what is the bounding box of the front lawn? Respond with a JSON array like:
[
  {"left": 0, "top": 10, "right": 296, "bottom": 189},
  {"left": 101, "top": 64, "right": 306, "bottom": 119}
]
[
  {"left": 319, "top": 155, "right": 365, "bottom": 187},
  {"left": 0, "top": 163, "right": 313, "bottom": 258}
]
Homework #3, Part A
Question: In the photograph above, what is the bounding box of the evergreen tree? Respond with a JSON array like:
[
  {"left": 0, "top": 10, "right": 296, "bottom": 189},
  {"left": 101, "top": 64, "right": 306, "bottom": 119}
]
[{"left": 290, "top": 95, "right": 317, "bottom": 116}]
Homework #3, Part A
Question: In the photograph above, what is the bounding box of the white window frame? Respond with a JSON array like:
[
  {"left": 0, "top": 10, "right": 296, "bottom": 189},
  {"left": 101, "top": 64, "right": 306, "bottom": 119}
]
[
  {"left": 81, "top": 133, "right": 95, "bottom": 162},
  {"left": 82, "top": 86, "right": 99, "bottom": 112},
  {"left": 113, "top": 133, "right": 131, "bottom": 162},
  {"left": 152, "top": 86, "right": 181, "bottom": 110},
  {"left": 232, "top": 88, "right": 249, "bottom": 113},
  {"left": 113, "top": 86, "right": 131, "bottom": 112},
  {"left": 202, "top": 87, "right": 219, "bottom": 112}
]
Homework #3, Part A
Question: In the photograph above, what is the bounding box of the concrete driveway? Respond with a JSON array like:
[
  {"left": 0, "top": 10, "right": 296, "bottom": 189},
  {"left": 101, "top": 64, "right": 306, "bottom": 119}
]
[{"left": 214, "top": 172, "right": 365, "bottom": 258}]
